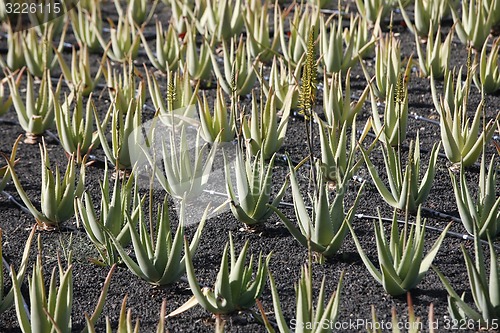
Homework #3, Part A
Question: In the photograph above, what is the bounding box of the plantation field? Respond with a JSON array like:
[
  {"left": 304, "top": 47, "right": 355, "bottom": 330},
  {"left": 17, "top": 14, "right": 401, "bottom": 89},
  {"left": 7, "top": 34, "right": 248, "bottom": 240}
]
[{"left": 0, "top": 0, "right": 499, "bottom": 332}]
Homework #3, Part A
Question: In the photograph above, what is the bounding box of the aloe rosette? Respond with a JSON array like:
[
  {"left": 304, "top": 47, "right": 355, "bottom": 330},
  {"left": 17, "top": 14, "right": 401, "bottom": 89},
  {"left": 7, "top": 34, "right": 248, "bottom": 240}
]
[
  {"left": 434, "top": 231, "right": 500, "bottom": 328},
  {"left": 184, "top": 233, "right": 271, "bottom": 314},
  {"left": 107, "top": 198, "right": 207, "bottom": 286},
  {"left": 224, "top": 149, "right": 286, "bottom": 226},
  {"left": 349, "top": 208, "right": 451, "bottom": 296},
  {"left": 7, "top": 139, "right": 85, "bottom": 229}
]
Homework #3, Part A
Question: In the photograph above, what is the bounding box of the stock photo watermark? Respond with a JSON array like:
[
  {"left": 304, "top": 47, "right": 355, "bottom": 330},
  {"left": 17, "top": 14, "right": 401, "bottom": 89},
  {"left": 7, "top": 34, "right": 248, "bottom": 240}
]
[
  {"left": 290, "top": 318, "right": 499, "bottom": 331},
  {"left": 2, "top": 0, "right": 78, "bottom": 31},
  {"left": 128, "top": 105, "right": 239, "bottom": 225}
]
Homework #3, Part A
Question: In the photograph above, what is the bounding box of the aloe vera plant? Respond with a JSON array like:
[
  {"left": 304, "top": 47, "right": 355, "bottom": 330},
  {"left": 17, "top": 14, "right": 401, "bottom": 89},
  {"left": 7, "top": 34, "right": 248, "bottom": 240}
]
[
  {"left": 104, "top": 61, "right": 146, "bottom": 114},
  {"left": 258, "top": 57, "right": 301, "bottom": 111},
  {"left": 22, "top": 24, "right": 66, "bottom": 78},
  {"left": 450, "top": 155, "right": 500, "bottom": 239},
  {"left": 198, "top": 85, "right": 236, "bottom": 143},
  {"left": 434, "top": 231, "right": 500, "bottom": 328},
  {"left": 0, "top": 226, "right": 35, "bottom": 314},
  {"left": 97, "top": 13, "right": 140, "bottom": 62},
  {"left": 451, "top": 0, "right": 495, "bottom": 50},
  {"left": 362, "top": 32, "right": 411, "bottom": 101},
  {"left": 11, "top": 242, "right": 115, "bottom": 333},
  {"left": 167, "top": 0, "right": 196, "bottom": 34},
  {"left": 0, "top": 135, "right": 22, "bottom": 193},
  {"left": 7, "top": 69, "right": 62, "bottom": 143},
  {"left": 349, "top": 208, "right": 451, "bottom": 296},
  {"left": 94, "top": 93, "right": 142, "bottom": 171},
  {"left": 415, "top": 23, "right": 453, "bottom": 79},
  {"left": 317, "top": 114, "right": 372, "bottom": 184},
  {"left": 146, "top": 67, "right": 198, "bottom": 118},
  {"left": 437, "top": 87, "right": 498, "bottom": 167},
  {"left": 355, "top": 0, "right": 394, "bottom": 24},
  {"left": 430, "top": 66, "right": 469, "bottom": 118},
  {"left": 242, "top": 90, "right": 292, "bottom": 160},
  {"left": 140, "top": 19, "right": 180, "bottom": 72},
  {"left": 6, "top": 139, "right": 85, "bottom": 229},
  {"left": 0, "top": 25, "right": 25, "bottom": 71},
  {"left": 210, "top": 36, "right": 257, "bottom": 96},
  {"left": 55, "top": 45, "right": 105, "bottom": 96},
  {"left": 109, "top": 196, "right": 207, "bottom": 286},
  {"left": 119, "top": 0, "right": 157, "bottom": 26},
  {"left": 344, "top": 13, "right": 376, "bottom": 60},
  {"left": 270, "top": 158, "right": 364, "bottom": 260},
  {"left": 68, "top": 0, "right": 102, "bottom": 52},
  {"left": 265, "top": 265, "right": 343, "bottom": 333},
  {"left": 0, "top": 79, "right": 13, "bottom": 117},
  {"left": 54, "top": 91, "right": 103, "bottom": 163},
  {"left": 323, "top": 68, "right": 369, "bottom": 127},
  {"left": 474, "top": 36, "right": 500, "bottom": 94},
  {"left": 76, "top": 164, "right": 139, "bottom": 266},
  {"left": 244, "top": 0, "right": 279, "bottom": 63},
  {"left": 361, "top": 133, "right": 440, "bottom": 213},
  {"left": 399, "top": 0, "right": 450, "bottom": 37},
  {"left": 184, "top": 232, "right": 271, "bottom": 314},
  {"left": 369, "top": 73, "right": 409, "bottom": 147},
  {"left": 26, "top": 0, "right": 65, "bottom": 35},
  {"left": 199, "top": 0, "right": 244, "bottom": 41},
  {"left": 181, "top": 24, "right": 214, "bottom": 82},
  {"left": 86, "top": 296, "right": 166, "bottom": 333},
  {"left": 224, "top": 149, "right": 286, "bottom": 227},
  {"left": 143, "top": 126, "right": 218, "bottom": 201},
  {"left": 484, "top": 0, "right": 500, "bottom": 25},
  {"left": 278, "top": 2, "right": 319, "bottom": 66},
  {"left": 319, "top": 14, "right": 375, "bottom": 75}
]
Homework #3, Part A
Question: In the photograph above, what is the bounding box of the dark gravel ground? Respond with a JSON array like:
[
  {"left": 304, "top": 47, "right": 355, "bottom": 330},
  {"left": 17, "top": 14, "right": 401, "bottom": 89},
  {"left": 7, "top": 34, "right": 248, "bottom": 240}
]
[{"left": 0, "top": 1, "right": 499, "bottom": 332}]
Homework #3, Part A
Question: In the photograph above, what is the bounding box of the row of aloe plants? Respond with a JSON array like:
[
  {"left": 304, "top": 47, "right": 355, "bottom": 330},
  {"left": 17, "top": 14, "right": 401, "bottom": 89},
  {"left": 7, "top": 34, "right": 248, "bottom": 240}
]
[
  {"left": 0, "top": 0, "right": 499, "bottom": 332},
  {"left": 0, "top": 144, "right": 498, "bottom": 331},
  {"left": 1, "top": 0, "right": 500, "bottom": 91}
]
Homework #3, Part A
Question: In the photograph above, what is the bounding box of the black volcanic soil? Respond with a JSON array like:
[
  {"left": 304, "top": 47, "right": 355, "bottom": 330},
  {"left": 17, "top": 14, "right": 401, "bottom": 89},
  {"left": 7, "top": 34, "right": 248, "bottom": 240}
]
[{"left": 0, "top": 1, "right": 499, "bottom": 332}]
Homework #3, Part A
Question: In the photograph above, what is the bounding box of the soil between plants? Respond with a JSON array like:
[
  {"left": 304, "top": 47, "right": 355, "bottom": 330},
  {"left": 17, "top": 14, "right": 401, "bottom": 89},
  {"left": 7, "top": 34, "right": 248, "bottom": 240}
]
[{"left": 0, "top": 1, "right": 499, "bottom": 332}]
